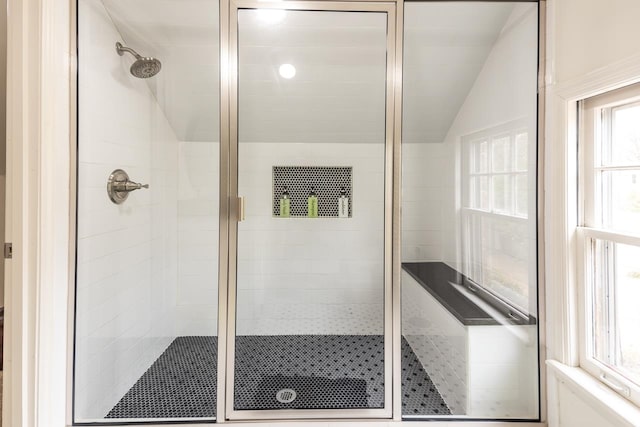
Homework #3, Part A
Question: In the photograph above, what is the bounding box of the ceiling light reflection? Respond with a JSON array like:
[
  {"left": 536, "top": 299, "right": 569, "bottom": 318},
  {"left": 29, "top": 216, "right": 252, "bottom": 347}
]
[
  {"left": 279, "top": 63, "right": 296, "bottom": 79},
  {"left": 256, "top": 9, "right": 286, "bottom": 25}
]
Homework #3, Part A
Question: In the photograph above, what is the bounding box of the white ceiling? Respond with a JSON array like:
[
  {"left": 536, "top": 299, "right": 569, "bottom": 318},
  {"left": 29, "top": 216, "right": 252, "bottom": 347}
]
[{"left": 103, "top": 0, "right": 514, "bottom": 143}]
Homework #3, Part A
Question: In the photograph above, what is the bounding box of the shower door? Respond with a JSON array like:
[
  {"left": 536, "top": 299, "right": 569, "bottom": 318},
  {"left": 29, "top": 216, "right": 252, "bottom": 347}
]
[{"left": 226, "top": 0, "right": 396, "bottom": 419}]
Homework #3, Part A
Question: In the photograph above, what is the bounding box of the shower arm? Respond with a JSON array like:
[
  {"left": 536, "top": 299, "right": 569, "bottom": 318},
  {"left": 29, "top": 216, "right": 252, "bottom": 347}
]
[{"left": 116, "top": 42, "right": 142, "bottom": 60}]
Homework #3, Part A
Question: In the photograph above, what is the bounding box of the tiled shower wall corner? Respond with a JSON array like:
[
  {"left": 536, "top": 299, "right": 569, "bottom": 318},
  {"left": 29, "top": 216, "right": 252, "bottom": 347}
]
[
  {"left": 177, "top": 141, "right": 219, "bottom": 336},
  {"left": 237, "top": 142, "right": 385, "bottom": 335},
  {"left": 75, "top": 0, "right": 179, "bottom": 418}
]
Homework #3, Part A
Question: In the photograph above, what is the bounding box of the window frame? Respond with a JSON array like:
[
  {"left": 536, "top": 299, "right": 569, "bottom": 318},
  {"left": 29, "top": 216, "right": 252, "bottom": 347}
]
[
  {"left": 461, "top": 120, "right": 534, "bottom": 319},
  {"left": 578, "top": 82, "right": 640, "bottom": 407}
]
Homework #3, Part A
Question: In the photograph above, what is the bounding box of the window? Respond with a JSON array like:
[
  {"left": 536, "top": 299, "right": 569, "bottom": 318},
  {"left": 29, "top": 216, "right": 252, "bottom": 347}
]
[
  {"left": 579, "top": 83, "right": 640, "bottom": 406},
  {"left": 462, "top": 121, "right": 533, "bottom": 315}
]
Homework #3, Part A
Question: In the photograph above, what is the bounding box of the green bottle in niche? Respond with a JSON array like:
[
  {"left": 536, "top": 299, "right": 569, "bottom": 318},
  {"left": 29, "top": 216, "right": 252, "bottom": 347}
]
[
  {"left": 279, "top": 186, "right": 290, "bottom": 217},
  {"left": 307, "top": 186, "right": 318, "bottom": 218},
  {"left": 338, "top": 186, "right": 349, "bottom": 218}
]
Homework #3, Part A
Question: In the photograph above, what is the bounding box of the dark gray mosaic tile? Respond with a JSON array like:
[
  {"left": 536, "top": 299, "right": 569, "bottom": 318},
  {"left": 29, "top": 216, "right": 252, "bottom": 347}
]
[
  {"left": 107, "top": 336, "right": 217, "bottom": 419},
  {"left": 401, "top": 338, "right": 452, "bottom": 416},
  {"left": 234, "top": 335, "right": 384, "bottom": 410},
  {"left": 106, "top": 335, "right": 450, "bottom": 419},
  {"left": 251, "top": 374, "right": 368, "bottom": 409}
]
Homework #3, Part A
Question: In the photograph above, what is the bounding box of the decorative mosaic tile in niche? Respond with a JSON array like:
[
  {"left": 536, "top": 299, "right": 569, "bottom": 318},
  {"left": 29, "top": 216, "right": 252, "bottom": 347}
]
[{"left": 272, "top": 166, "right": 353, "bottom": 217}]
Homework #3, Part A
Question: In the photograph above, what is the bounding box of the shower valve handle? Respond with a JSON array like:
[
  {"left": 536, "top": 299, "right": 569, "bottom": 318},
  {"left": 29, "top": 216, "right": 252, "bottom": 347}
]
[
  {"left": 112, "top": 180, "right": 149, "bottom": 192},
  {"left": 107, "top": 169, "right": 149, "bottom": 205}
]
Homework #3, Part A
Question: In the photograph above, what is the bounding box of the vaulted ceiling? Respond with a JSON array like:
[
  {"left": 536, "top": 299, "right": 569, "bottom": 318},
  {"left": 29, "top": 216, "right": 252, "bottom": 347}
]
[{"left": 103, "top": 0, "right": 514, "bottom": 143}]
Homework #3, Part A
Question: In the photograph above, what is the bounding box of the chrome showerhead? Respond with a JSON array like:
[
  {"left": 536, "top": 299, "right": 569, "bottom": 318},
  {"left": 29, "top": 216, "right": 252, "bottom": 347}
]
[{"left": 115, "top": 41, "right": 162, "bottom": 78}]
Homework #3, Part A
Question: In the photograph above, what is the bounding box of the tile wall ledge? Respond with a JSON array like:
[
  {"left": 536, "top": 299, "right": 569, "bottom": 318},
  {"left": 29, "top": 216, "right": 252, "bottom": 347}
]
[{"left": 402, "top": 262, "right": 536, "bottom": 327}]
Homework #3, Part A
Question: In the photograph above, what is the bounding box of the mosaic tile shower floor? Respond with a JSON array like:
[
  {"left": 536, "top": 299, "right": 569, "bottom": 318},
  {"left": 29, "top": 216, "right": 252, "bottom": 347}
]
[{"left": 106, "top": 335, "right": 450, "bottom": 419}]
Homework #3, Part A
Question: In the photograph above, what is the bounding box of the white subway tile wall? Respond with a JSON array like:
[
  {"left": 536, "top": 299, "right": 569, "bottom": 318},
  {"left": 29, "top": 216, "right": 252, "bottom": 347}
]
[
  {"left": 76, "top": 0, "right": 180, "bottom": 418},
  {"left": 401, "top": 143, "right": 453, "bottom": 263},
  {"left": 236, "top": 142, "right": 385, "bottom": 335},
  {"left": 177, "top": 141, "right": 219, "bottom": 336}
]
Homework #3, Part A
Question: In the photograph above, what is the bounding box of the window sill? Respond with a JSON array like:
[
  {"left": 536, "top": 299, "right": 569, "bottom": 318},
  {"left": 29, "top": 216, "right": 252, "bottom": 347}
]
[{"left": 546, "top": 360, "right": 640, "bottom": 426}]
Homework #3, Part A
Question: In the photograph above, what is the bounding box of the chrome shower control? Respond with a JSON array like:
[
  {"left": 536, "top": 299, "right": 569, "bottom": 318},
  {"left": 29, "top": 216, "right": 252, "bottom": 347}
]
[{"left": 107, "top": 169, "right": 149, "bottom": 205}]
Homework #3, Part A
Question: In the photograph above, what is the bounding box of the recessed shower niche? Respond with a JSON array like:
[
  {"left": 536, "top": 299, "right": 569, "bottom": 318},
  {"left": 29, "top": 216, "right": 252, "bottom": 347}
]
[
  {"left": 72, "top": 0, "right": 541, "bottom": 423},
  {"left": 272, "top": 166, "right": 353, "bottom": 218}
]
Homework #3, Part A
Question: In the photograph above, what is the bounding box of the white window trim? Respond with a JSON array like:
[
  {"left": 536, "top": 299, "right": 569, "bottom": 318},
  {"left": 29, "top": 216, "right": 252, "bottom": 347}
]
[{"left": 576, "top": 83, "right": 640, "bottom": 408}]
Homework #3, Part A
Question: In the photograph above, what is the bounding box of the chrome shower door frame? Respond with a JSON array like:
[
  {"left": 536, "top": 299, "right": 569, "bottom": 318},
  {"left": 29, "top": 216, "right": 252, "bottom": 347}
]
[{"left": 224, "top": 0, "right": 398, "bottom": 420}]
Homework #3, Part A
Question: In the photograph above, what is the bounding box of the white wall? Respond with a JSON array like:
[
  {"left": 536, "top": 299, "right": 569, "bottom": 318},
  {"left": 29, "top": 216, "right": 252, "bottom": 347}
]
[
  {"left": 236, "top": 142, "right": 385, "bottom": 335},
  {"left": 553, "top": 0, "right": 640, "bottom": 85},
  {"left": 401, "top": 143, "right": 452, "bottom": 263},
  {"left": 74, "top": 0, "right": 179, "bottom": 419},
  {"left": 0, "top": 0, "right": 6, "bottom": 309},
  {"left": 546, "top": 0, "right": 640, "bottom": 426},
  {"left": 177, "top": 141, "right": 219, "bottom": 336}
]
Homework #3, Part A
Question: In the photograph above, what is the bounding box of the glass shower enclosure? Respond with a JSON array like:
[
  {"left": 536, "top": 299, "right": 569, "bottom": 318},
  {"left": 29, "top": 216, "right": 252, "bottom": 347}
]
[{"left": 72, "top": 0, "right": 541, "bottom": 423}]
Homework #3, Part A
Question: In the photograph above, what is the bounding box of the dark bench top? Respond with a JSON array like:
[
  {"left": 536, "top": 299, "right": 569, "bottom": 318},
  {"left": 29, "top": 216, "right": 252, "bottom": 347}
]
[{"left": 402, "top": 262, "right": 500, "bottom": 326}]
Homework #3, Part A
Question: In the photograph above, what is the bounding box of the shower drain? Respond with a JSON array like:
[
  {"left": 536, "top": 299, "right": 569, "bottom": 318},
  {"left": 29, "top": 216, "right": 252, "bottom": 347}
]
[{"left": 276, "top": 388, "right": 297, "bottom": 403}]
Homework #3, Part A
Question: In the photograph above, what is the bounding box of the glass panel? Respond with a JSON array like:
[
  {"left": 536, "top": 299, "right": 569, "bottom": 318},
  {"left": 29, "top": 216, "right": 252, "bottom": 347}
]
[
  {"left": 515, "top": 132, "right": 528, "bottom": 171},
  {"left": 600, "top": 170, "right": 640, "bottom": 234},
  {"left": 515, "top": 173, "right": 528, "bottom": 217},
  {"left": 478, "top": 215, "right": 529, "bottom": 309},
  {"left": 492, "top": 136, "right": 511, "bottom": 173},
  {"left": 472, "top": 140, "right": 489, "bottom": 173},
  {"left": 470, "top": 176, "right": 489, "bottom": 210},
  {"left": 592, "top": 240, "right": 640, "bottom": 385},
  {"left": 606, "top": 103, "right": 640, "bottom": 166},
  {"left": 74, "top": 0, "right": 219, "bottom": 422},
  {"left": 402, "top": 1, "right": 539, "bottom": 419},
  {"left": 492, "top": 175, "right": 512, "bottom": 214},
  {"left": 235, "top": 8, "right": 387, "bottom": 411}
]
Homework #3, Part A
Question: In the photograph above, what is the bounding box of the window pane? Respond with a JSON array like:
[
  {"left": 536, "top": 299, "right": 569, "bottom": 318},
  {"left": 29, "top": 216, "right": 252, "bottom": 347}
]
[
  {"left": 515, "top": 173, "right": 528, "bottom": 217},
  {"left": 473, "top": 140, "right": 489, "bottom": 173},
  {"left": 470, "top": 176, "right": 478, "bottom": 208},
  {"left": 492, "top": 175, "right": 512, "bottom": 214},
  {"left": 479, "top": 176, "right": 489, "bottom": 210},
  {"left": 492, "top": 136, "right": 510, "bottom": 172},
  {"left": 470, "top": 176, "right": 490, "bottom": 210},
  {"left": 608, "top": 104, "right": 640, "bottom": 166},
  {"left": 592, "top": 240, "right": 640, "bottom": 385},
  {"left": 601, "top": 170, "right": 640, "bottom": 233},
  {"left": 515, "top": 132, "right": 528, "bottom": 171},
  {"left": 478, "top": 216, "right": 529, "bottom": 310}
]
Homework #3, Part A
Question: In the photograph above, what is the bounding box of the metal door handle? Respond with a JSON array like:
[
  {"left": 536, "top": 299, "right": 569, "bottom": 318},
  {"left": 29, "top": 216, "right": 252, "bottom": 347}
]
[{"left": 238, "top": 196, "right": 245, "bottom": 222}]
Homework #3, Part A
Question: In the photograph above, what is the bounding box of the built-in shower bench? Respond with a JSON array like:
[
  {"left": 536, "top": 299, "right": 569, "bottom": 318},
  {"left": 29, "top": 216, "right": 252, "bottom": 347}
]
[{"left": 401, "top": 262, "right": 537, "bottom": 417}]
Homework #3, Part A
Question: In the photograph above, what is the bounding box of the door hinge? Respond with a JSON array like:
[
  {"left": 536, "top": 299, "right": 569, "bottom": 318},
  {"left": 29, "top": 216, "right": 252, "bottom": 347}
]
[{"left": 4, "top": 242, "right": 12, "bottom": 259}]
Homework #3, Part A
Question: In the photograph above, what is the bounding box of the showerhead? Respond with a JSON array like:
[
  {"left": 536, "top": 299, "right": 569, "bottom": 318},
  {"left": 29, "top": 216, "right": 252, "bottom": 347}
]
[{"left": 115, "top": 41, "right": 162, "bottom": 78}]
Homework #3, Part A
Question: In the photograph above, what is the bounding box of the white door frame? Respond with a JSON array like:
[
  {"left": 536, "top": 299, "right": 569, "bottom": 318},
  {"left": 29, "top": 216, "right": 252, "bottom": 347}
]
[
  {"left": 224, "top": 0, "right": 397, "bottom": 420},
  {"left": 4, "top": 0, "right": 73, "bottom": 426}
]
